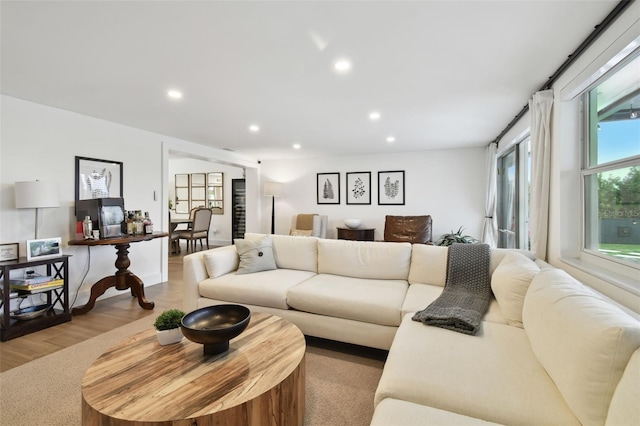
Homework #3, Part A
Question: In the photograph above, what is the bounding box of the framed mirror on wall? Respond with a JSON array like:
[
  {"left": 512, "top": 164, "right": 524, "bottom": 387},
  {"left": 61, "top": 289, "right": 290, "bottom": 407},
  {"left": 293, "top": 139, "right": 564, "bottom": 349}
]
[
  {"left": 208, "top": 172, "right": 223, "bottom": 214},
  {"left": 174, "top": 174, "right": 190, "bottom": 214},
  {"left": 173, "top": 172, "right": 224, "bottom": 215}
]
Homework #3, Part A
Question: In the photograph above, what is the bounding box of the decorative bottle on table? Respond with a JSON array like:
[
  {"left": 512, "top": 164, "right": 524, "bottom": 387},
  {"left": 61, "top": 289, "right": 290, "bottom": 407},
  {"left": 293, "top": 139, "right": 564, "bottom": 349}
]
[
  {"left": 83, "top": 216, "right": 93, "bottom": 239},
  {"left": 143, "top": 212, "right": 153, "bottom": 234}
]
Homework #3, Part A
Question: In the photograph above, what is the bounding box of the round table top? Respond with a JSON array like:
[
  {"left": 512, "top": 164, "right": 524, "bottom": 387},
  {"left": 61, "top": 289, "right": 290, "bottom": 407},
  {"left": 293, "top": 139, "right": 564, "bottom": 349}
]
[{"left": 81, "top": 312, "right": 306, "bottom": 423}]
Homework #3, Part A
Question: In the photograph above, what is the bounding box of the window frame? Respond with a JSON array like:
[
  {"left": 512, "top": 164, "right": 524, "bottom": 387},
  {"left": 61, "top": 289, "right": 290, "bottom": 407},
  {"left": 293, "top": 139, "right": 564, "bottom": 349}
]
[
  {"left": 497, "top": 134, "right": 531, "bottom": 250},
  {"left": 579, "top": 51, "right": 640, "bottom": 271}
]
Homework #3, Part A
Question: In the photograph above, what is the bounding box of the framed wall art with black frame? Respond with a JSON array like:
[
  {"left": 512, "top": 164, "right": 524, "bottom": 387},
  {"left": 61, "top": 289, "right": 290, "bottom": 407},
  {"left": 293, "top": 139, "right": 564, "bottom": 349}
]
[
  {"left": 0, "top": 243, "right": 19, "bottom": 262},
  {"left": 346, "top": 172, "right": 371, "bottom": 205},
  {"left": 317, "top": 173, "right": 340, "bottom": 204},
  {"left": 75, "top": 156, "right": 123, "bottom": 201},
  {"left": 378, "top": 170, "right": 405, "bottom": 205}
]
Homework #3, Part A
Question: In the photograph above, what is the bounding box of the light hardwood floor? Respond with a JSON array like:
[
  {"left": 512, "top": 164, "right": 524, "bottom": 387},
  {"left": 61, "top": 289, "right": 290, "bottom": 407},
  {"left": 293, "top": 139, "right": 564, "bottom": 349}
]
[{"left": 1, "top": 250, "right": 186, "bottom": 372}]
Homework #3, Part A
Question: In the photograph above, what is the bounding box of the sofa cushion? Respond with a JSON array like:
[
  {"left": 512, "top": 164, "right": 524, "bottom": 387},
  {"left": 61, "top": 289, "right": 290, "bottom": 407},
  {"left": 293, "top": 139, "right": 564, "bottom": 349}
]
[
  {"left": 375, "top": 314, "right": 579, "bottom": 425},
  {"left": 489, "top": 248, "right": 536, "bottom": 275},
  {"left": 408, "top": 246, "right": 537, "bottom": 287},
  {"left": 606, "top": 348, "right": 640, "bottom": 425},
  {"left": 317, "top": 239, "right": 411, "bottom": 280},
  {"left": 401, "top": 283, "right": 507, "bottom": 325},
  {"left": 371, "top": 398, "right": 503, "bottom": 426},
  {"left": 523, "top": 269, "right": 640, "bottom": 426},
  {"left": 407, "top": 244, "right": 448, "bottom": 286},
  {"left": 203, "top": 245, "right": 239, "bottom": 279},
  {"left": 286, "top": 274, "right": 407, "bottom": 327},
  {"left": 234, "top": 235, "right": 277, "bottom": 274},
  {"left": 198, "top": 269, "right": 315, "bottom": 309},
  {"left": 490, "top": 252, "right": 540, "bottom": 328},
  {"left": 244, "top": 233, "right": 318, "bottom": 272}
]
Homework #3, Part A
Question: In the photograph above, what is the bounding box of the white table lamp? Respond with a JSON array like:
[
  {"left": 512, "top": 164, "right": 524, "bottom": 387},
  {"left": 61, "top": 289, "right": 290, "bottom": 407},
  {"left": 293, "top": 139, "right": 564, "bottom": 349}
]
[{"left": 15, "top": 180, "right": 60, "bottom": 239}]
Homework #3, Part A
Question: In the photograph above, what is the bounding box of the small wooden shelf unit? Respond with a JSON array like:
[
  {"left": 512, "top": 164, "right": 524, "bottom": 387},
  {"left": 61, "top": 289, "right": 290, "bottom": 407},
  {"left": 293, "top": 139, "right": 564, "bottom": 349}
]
[{"left": 0, "top": 255, "right": 72, "bottom": 341}]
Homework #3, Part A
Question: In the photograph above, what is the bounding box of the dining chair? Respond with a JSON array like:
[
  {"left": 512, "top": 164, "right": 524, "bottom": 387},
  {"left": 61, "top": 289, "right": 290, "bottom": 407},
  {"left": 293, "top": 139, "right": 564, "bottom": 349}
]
[{"left": 173, "top": 208, "right": 213, "bottom": 253}]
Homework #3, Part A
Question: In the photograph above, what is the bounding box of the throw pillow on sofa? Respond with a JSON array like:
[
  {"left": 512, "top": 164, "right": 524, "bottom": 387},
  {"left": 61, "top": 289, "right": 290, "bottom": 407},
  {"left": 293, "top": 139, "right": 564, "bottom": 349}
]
[
  {"left": 203, "top": 245, "right": 239, "bottom": 278},
  {"left": 491, "top": 251, "right": 540, "bottom": 327},
  {"left": 235, "top": 235, "right": 277, "bottom": 275}
]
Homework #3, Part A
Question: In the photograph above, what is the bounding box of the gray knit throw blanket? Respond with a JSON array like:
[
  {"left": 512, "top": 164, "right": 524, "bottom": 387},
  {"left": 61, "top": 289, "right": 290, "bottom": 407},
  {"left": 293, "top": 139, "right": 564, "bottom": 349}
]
[{"left": 412, "top": 243, "right": 491, "bottom": 335}]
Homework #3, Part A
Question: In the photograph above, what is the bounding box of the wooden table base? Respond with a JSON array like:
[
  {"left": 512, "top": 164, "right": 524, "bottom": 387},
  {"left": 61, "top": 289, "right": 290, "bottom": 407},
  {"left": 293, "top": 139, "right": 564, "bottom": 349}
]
[
  {"left": 68, "top": 233, "right": 167, "bottom": 315},
  {"left": 81, "top": 313, "right": 306, "bottom": 425}
]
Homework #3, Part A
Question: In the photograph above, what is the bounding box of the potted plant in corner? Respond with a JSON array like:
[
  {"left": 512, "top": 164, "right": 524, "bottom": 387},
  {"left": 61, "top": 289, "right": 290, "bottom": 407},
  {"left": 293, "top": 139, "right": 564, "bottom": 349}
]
[
  {"left": 435, "top": 226, "right": 480, "bottom": 246},
  {"left": 154, "top": 308, "right": 186, "bottom": 345}
]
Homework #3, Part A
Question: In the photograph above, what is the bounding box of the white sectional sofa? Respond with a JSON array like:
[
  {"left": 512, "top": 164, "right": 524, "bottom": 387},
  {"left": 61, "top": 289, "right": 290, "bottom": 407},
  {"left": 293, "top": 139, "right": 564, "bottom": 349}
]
[{"left": 182, "top": 233, "right": 640, "bottom": 425}]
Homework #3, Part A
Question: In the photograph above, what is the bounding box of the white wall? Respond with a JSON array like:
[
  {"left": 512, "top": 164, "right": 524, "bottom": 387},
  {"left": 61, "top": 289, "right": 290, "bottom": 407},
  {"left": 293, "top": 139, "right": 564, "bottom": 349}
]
[
  {"left": 168, "top": 158, "right": 245, "bottom": 245},
  {"left": 259, "top": 148, "right": 486, "bottom": 242},
  {"left": 0, "top": 95, "right": 258, "bottom": 310}
]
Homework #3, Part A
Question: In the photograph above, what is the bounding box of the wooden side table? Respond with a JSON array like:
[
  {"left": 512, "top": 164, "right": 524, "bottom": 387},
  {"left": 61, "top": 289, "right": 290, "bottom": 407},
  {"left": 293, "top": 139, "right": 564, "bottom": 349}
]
[
  {"left": 68, "top": 232, "right": 168, "bottom": 315},
  {"left": 337, "top": 227, "right": 376, "bottom": 241}
]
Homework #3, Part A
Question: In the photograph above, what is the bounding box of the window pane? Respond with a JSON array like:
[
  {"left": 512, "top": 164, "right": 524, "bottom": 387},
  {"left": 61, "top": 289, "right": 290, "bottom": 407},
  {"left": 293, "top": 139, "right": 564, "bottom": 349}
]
[
  {"left": 498, "top": 149, "right": 517, "bottom": 248},
  {"left": 590, "top": 111, "right": 640, "bottom": 166},
  {"left": 584, "top": 166, "right": 640, "bottom": 265},
  {"left": 587, "top": 55, "right": 640, "bottom": 167}
]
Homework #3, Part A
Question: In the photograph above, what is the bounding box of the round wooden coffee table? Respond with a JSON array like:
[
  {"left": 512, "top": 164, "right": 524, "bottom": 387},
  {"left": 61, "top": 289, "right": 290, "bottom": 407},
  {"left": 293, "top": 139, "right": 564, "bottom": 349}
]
[{"left": 81, "top": 312, "right": 305, "bottom": 425}]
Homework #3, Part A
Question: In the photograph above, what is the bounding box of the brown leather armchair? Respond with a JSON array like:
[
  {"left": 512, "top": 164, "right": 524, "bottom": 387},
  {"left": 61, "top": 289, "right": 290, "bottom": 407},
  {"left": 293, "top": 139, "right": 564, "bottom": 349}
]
[{"left": 383, "top": 215, "right": 433, "bottom": 244}]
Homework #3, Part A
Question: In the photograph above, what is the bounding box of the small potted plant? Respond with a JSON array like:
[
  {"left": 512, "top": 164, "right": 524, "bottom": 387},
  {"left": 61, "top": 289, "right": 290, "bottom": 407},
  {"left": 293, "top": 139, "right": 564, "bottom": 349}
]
[
  {"left": 154, "top": 308, "right": 186, "bottom": 345},
  {"left": 435, "top": 226, "right": 480, "bottom": 246}
]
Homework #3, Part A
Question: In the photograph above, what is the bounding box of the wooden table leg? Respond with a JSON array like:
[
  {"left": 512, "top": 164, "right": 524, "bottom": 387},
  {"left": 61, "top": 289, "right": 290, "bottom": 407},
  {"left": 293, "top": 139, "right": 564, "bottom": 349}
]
[{"left": 72, "top": 242, "right": 155, "bottom": 315}]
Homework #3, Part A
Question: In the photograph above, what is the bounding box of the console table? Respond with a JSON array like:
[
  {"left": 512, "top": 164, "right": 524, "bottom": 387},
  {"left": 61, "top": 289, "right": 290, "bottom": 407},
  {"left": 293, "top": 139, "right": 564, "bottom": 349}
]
[
  {"left": 337, "top": 227, "right": 376, "bottom": 241},
  {"left": 68, "top": 232, "right": 168, "bottom": 315}
]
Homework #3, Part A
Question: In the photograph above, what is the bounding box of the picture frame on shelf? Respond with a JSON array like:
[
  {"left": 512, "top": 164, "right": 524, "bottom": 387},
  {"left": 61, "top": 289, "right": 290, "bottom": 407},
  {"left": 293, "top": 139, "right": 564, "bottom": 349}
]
[
  {"left": 75, "top": 156, "right": 123, "bottom": 201},
  {"left": 0, "top": 243, "right": 19, "bottom": 262},
  {"left": 378, "top": 170, "right": 405, "bottom": 205},
  {"left": 26, "top": 238, "right": 62, "bottom": 261},
  {"left": 346, "top": 172, "right": 371, "bottom": 205},
  {"left": 317, "top": 173, "right": 340, "bottom": 205}
]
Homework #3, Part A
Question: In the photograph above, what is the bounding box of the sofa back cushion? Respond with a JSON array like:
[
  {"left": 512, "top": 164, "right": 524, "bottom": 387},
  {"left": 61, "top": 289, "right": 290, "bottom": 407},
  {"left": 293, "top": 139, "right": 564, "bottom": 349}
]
[
  {"left": 489, "top": 248, "right": 536, "bottom": 275},
  {"left": 203, "top": 245, "right": 239, "bottom": 278},
  {"left": 244, "top": 233, "right": 317, "bottom": 272},
  {"left": 523, "top": 269, "right": 640, "bottom": 426},
  {"left": 407, "top": 244, "right": 448, "bottom": 286},
  {"left": 606, "top": 348, "right": 640, "bottom": 425},
  {"left": 318, "top": 239, "right": 411, "bottom": 280},
  {"left": 491, "top": 252, "right": 540, "bottom": 328}
]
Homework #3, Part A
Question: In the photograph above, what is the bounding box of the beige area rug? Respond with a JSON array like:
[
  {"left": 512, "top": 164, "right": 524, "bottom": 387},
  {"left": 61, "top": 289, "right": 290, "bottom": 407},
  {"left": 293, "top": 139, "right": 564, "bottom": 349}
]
[{"left": 0, "top": 317, "right": 384, "bottom": 426}]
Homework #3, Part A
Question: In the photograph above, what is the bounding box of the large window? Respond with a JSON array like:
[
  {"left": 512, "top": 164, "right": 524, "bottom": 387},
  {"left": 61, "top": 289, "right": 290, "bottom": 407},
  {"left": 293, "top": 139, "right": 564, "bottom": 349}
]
[
  {"left": 582, "top": 53, "right": 640, "bottom": 267},
  {"left": 497, "top": 137, "right": 530, "bottom": 249}
]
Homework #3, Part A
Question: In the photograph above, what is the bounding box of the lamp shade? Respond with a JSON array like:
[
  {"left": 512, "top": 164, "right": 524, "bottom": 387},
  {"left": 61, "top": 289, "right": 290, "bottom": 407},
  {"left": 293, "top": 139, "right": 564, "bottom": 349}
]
[
  {"left": 15, "top": 181, "right": 60, "bottom": 209},
  {"left": 264, "top": 182, "right": 284, "bottom": 198}
]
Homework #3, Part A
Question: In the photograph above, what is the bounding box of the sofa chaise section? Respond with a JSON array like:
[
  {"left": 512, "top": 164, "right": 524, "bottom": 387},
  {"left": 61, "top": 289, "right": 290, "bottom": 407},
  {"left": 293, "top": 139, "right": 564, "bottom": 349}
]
[{"left": 374, "top": 268, "right": 640, "bottom": 425}]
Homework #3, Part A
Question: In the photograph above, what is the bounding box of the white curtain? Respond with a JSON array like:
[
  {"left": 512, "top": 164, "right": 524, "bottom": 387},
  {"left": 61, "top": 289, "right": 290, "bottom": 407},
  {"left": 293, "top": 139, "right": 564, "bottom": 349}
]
[
  {"left": 529, "top": 89, "right": 554, "bottom": 260},
  {"left": 482, "top": 142, "right": 498, "bottom": 247}
]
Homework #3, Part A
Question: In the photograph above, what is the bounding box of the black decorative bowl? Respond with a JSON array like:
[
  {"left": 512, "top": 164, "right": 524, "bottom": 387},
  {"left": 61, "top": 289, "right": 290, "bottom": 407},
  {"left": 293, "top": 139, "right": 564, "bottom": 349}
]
[{"left": 180, "top": 304, "right": 251, "bottom": 355}]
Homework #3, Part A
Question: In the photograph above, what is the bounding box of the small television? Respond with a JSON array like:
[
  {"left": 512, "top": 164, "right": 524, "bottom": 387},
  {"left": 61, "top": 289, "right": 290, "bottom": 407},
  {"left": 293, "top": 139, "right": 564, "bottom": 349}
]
[{"left": 76, "top": 197, "right": 125, "bottom": 238}]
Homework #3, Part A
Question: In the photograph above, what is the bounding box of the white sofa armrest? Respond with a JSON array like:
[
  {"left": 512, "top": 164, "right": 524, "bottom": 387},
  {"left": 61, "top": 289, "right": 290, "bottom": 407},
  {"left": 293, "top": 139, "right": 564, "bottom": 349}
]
[{"left": 183, "top": 251, "right": 209, "bottom": 312}]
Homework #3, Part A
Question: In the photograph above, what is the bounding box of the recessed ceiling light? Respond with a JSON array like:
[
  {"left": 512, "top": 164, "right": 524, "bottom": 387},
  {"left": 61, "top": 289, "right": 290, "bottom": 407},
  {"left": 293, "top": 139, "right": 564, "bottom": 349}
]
[
  {"left": 249, "top": 125, "right": 260, "bottom": 133},
  {"left": 334, "top": 60, "right": 351, "bottom": 73},
  {"left": 293, "top": 143, "right": 301, "bottom": 149},
  {"left": 369, "top": 111, "right": 381, "bottom": 121},
  {"left": 386, "top": 136, "right": 396, "bottom": 143},
  {"left": 167, "top": 90, "right": 183, "bottom": 99}
]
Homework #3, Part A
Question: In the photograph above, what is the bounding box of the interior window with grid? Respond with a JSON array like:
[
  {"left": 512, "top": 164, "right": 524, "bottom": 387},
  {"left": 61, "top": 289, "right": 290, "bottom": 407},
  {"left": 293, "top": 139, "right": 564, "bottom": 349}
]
[{"left": 582, "top": 53, "right": 640, "bottom": 268}]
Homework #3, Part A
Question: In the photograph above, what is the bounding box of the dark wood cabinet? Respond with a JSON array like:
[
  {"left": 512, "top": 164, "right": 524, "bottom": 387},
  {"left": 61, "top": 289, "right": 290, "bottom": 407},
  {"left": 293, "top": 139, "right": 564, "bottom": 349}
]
[
  {"left": 0, "top": 255, "right": 72, "bottom": 341},
  {"left": 336, "top": 227, "right": 376, "bottom": 241}
]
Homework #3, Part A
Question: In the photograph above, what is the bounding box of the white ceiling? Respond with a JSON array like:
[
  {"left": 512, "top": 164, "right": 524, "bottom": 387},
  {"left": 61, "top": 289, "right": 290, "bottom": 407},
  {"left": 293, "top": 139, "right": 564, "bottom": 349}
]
[{"left": 1, "top": 1, "right": 620, "bottom": 161}]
